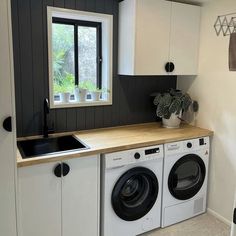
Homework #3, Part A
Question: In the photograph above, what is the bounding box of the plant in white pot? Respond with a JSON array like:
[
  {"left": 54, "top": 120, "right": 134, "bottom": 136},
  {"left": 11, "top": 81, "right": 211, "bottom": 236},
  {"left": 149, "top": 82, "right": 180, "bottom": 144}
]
[
  {"left": 85, "top": 80, "right": 102, "bottom": 101},
  {"left": 90, "top": 88, "right": 102, "bottom": 101},
  {"left": 153, "top": 89, "right": 195, "bottom": 128},
  {"left": 74, "top": 80, "right": 90, "bottom": 102},
  {"left": 54, "top": 73, "right": 74, "bottom": 103}
]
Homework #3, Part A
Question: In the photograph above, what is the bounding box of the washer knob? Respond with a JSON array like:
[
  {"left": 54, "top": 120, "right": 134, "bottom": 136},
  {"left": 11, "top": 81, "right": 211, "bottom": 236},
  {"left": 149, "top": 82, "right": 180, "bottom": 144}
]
[
  {"left": 187, "top": 142, "right": 192, "bottom": 148},
  {"left": 134, "top": 152, "right": 141, "bottom": 160}
]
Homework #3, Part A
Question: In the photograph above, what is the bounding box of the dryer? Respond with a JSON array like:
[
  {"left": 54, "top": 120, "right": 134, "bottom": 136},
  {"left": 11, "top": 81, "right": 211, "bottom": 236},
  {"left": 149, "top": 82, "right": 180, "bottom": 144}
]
[
  {"left": 162, "top": 137, "right": 210, "bottom": 228},
  {"left": 101, "top": 145, "right": 163, "bottom": 236}
]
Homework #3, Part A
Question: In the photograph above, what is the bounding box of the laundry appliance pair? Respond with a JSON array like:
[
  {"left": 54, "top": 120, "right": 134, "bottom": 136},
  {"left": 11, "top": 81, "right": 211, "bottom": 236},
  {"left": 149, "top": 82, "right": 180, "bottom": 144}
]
[{"left": 101, "top": 137, "right": 210, "bottom": 236}]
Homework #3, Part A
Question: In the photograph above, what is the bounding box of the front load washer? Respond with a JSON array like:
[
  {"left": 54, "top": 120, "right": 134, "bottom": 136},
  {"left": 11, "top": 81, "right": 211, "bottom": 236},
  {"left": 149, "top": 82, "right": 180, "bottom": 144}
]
[
  {"left": 101, "top": 145, "right": 163, "bottom": 236},
  {"left": 161, "top": 137, "right": 210, "bottom": 228}
]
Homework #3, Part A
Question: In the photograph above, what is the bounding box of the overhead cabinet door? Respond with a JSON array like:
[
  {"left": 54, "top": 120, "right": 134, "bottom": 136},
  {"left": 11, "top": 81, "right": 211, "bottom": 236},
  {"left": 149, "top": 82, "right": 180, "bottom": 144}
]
[
  {"left": 118, "top": 0, "right": 201, "bottom": 76},
  {"left": 118, "top": 0, "right": 171, "bottom": 76},
  {"left": 134, "top": 0, "right": 171, "bottom": 75},
  {"left": 169, "top": 2, "right": 201, "bottom": 75}
]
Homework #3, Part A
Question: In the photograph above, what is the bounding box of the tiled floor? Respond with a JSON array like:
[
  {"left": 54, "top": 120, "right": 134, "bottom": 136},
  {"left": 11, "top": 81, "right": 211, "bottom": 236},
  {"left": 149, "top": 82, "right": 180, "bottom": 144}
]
[{"left": 141, "top": 214, "right": 230, "bottom": 236}]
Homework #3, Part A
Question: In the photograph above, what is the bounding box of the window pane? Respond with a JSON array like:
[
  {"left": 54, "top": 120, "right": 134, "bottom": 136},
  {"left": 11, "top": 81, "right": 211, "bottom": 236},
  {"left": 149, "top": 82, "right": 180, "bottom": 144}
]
[
  {"left": 78, "top": 26, "right": 97, "bottom": 88},
  {"left": 52, "top": 23, "right": 75, "bottom": 96}
]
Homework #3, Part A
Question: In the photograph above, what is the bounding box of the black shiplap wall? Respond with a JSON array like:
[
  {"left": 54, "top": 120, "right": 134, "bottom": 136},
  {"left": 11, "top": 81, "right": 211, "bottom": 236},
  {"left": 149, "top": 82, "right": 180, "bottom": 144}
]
[{"left": 11, "top": 0, "right": 176, "bottom": 137}]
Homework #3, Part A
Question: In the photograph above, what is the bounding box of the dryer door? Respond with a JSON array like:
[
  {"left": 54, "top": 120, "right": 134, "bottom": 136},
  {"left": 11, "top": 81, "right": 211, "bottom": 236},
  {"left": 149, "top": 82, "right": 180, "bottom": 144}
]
[
  {"left": 112, "top": 167, "right": 158, "bottom": 221},
  {"left": 168, "top": 154, "right": 206, "bottom": 200}
]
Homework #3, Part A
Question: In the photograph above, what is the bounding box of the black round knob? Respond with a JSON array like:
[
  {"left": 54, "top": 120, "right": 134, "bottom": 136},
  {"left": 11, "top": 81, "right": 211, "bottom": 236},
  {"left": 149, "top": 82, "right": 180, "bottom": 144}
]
[
  {"left": 62, "top": 163, "right": 70, "bottom": 177},
  {"left": 54, "top": 164, "right": 62, "bottom": 178},
  {"left": 165, "top": 62, "right": 175, "bottom": 73},
  {"left": 134, "top": 152, "right": 141, "bottom": 160},
  {"left": 187, "top": 142, "right": 192, "bottom": 148}
]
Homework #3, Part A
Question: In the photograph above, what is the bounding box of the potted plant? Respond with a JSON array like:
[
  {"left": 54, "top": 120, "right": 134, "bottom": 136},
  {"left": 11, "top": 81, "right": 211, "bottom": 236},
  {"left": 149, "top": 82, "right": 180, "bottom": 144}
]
[
  {"left": 81, "top": 80, "right": 101, "bottom": 101},
  {"left": 76, "top": 80, "right": 91, "bottom": 102},
  {"left": 153, "top": 89, "right": 195, "bottom": 128},
  {"left": 54, "top": 74, "right": 74, "bottom": 103}
]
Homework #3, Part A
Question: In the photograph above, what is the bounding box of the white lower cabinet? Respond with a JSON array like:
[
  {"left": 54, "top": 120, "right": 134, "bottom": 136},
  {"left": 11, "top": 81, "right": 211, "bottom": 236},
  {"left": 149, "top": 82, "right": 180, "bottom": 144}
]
[
  {"left": 18, "top": 155, "right": 100, "bottom": 236},
  {"left": 62, "top": 157, "right": 100, "bottom": 236}
]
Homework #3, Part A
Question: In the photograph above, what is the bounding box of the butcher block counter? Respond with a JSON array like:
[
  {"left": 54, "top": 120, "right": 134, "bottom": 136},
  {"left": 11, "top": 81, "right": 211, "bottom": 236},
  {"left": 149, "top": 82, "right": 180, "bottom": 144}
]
[{"left": 17, "top": 122, "right": 213, "bottom": 167}]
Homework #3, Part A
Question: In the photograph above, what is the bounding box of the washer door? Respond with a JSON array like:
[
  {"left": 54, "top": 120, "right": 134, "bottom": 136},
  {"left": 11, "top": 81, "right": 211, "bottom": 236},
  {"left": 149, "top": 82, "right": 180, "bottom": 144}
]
[
  {"left": 112, "top": 167, "right": 158, "bottom": 221},
  {"left": 168, "top": 154, "right": 206, "bottom": 200}
]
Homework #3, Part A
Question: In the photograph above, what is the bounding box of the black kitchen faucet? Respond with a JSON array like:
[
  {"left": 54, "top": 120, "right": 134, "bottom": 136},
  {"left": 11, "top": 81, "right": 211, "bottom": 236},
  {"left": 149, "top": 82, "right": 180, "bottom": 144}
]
[{"left": 43, "top": 98, "right": 54, "bottom": 138}]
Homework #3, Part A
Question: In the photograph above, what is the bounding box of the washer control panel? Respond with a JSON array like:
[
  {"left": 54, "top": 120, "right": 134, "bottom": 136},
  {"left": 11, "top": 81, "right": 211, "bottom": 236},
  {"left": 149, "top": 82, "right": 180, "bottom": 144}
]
[
  {"left": 145, "top": 147, "right": 160, "bottom": 155},
  {"left": 105, "top": 145, "right": 163, "bottom": 169}
]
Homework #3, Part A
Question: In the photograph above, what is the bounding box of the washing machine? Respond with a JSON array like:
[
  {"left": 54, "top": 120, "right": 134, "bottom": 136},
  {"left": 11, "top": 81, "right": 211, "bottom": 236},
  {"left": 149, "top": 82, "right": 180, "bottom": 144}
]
[
  {"left": 161, "top": 136, "right": 210, "bottom": 228},
  {"left": 101, "top": 145, "right": 163, "bottom": 236}
]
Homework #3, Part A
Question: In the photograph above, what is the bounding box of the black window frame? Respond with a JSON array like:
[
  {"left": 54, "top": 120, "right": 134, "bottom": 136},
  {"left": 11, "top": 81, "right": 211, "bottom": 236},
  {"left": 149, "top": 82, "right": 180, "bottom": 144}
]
[{"left": 52, "top": 17, "right": 102, "bottom": 89}]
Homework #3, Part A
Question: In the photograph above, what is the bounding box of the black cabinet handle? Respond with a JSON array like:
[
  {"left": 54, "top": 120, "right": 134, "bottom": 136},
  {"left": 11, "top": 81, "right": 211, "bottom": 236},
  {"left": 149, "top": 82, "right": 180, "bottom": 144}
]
[
  {"left": 62, "top": 163, "right": 70, "bottom": 177},
  {"left": 54, "top": 164, "right": 62, "bottom": 178},
  {"left": 165, "top": 62, "right": 175, "bottom": 73},
  {"left": 3, "top": 116, "right": 12, "bottom": 132}
]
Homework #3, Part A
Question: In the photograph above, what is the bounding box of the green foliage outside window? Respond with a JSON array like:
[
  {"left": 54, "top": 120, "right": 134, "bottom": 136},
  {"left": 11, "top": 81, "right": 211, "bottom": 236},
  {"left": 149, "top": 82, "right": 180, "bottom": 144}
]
[{"left": 52, "top": 23, "right": 75, "bottom": 94}]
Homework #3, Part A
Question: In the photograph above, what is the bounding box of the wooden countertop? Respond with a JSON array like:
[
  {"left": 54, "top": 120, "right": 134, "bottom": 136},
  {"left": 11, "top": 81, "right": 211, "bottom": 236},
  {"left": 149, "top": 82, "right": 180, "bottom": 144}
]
[{"left": 17, "top": 122, "right": 213, "bottom": 167}]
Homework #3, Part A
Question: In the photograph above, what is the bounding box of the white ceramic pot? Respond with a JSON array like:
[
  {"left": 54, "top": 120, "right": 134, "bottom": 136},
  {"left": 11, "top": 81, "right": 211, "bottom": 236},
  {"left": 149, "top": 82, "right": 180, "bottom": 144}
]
[
  {"left": 162, "top": 111, "right": 182, "bottom": 128},
  {"left": 90, "top": 91, "right": 101, "bottom": 101},
  {"left": 79, "top": 88, "right": 87, "bottom": 102},
  {"left": 60, "top": 92, "right": 71, "bottom": 103}
]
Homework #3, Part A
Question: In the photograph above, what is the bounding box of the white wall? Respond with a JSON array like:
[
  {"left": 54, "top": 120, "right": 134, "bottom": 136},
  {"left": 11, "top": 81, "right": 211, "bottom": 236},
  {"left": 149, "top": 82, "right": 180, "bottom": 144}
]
[{"left": 178, "top": 0, "right": 236, "bottom": 223}]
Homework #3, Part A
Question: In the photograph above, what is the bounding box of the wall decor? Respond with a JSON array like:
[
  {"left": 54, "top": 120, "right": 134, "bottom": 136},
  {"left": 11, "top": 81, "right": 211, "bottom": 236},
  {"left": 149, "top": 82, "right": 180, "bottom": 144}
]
[{"left": 214, "top": 12, "right": 236, "bottom": 36}]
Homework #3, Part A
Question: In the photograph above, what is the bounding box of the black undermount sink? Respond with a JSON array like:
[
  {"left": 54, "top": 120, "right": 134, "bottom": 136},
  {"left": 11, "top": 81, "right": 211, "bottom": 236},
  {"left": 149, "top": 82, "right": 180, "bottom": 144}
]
[{"left": 17, "top": 135, "right": 89, "bottom": 159}]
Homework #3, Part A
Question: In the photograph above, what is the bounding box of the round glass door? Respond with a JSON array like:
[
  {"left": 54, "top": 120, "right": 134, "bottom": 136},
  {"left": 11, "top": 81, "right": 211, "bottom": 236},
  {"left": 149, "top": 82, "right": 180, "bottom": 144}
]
[
  {"left": 112, "top": 167, "right": 158, "bottom": 221},
  {"left": 168, "top": 154, "right": 206, "bottom": 200}
]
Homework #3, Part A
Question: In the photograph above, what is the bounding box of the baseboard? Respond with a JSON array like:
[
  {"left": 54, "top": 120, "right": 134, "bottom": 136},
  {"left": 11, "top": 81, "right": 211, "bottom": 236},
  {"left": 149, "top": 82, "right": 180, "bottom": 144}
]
[{"left": 207, "top": 208, "right": 231, "bottom": 226}]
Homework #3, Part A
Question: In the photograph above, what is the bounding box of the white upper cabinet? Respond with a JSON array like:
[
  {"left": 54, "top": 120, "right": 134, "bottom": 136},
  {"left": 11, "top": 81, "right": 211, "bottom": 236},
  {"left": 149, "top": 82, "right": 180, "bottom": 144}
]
[
  {"left": 169, "top": 2, "right": 201, "bottom": 75},
  {"left": 118, "top": 0, "right": 201, "bottom": 76}
]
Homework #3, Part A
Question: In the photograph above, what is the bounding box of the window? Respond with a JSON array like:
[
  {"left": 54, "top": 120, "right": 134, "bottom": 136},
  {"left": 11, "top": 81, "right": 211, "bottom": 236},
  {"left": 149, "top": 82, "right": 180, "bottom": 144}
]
[{"left": 47, "top": 7, "right": 113, "bottom": 108}]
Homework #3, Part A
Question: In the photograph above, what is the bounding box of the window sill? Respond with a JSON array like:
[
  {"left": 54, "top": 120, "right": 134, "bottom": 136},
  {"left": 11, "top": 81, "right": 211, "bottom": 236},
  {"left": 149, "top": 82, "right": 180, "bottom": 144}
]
[{"left": 50, "top": 99, "right": 112, "bottom": 109}]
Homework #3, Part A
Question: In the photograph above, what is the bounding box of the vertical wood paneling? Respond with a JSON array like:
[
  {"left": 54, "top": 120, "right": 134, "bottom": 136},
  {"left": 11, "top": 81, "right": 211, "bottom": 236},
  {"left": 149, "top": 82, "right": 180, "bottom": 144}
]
[
  {"left": 55, "top": 109, "right": 67, "bottom": 132},
  {"left": 94, "top": 107, "right": 104, "bottom": 128},
  {"left": 95, "top": 0, "right": 105, "bottom": 13},
  {"left": 31, "top": 0, "right": 44, "bottom": 134},
  {"left": 18, "top": 0, "right": 34, "bottom": 136},
  {"left": 76, "top": 108, "right": 86, "bottom": 130},
  {"left": 86, "top": 0, "right": 96, "bottom": 12},
  {"left": 85, "top": 108, "right": 95, "bottom": 129},
  {"left": 75, "top": 0, "right": 86, "bottom": 11},
  {"left": 65, "top": 0, "right": 76, "bottom": 9},
  {"left": 53, "top": 0, "right": 64, "bottom": 8},
  {"left": 11, "top": 0, "right": 23, "bottom": 136},
  {"left": 66, "top": 109, "right": 77, "bottom": 131},
  {"left": 42, "top": 0, "right": 55, "bottom": 133},
  {"left": 12, "top": 0, "right": 177, "bottom": 137}
]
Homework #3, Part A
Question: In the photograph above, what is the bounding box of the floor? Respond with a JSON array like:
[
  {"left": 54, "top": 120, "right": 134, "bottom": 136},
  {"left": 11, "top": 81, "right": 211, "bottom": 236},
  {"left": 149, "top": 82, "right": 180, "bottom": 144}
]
[{"left": 142, "top": 214, "right": 230, "bottom": 236}]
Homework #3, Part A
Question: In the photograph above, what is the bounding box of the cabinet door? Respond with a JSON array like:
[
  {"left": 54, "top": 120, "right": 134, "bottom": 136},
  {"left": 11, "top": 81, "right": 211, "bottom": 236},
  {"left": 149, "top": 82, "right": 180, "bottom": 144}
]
[
  {"left": 18, "top": 162, "right": 61, "bottom": 236},
  {"left": 0, "top": 0, "right": 17, "bottom": 235},
  {"left": 135, "top": 0, "right": 171, "bottom": 75},
  {"left": 169, "top": 2, "right": 201, "bottom": 75},
  {"left": 62, "top": 156, "right": 99, "bottom": 236}
]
